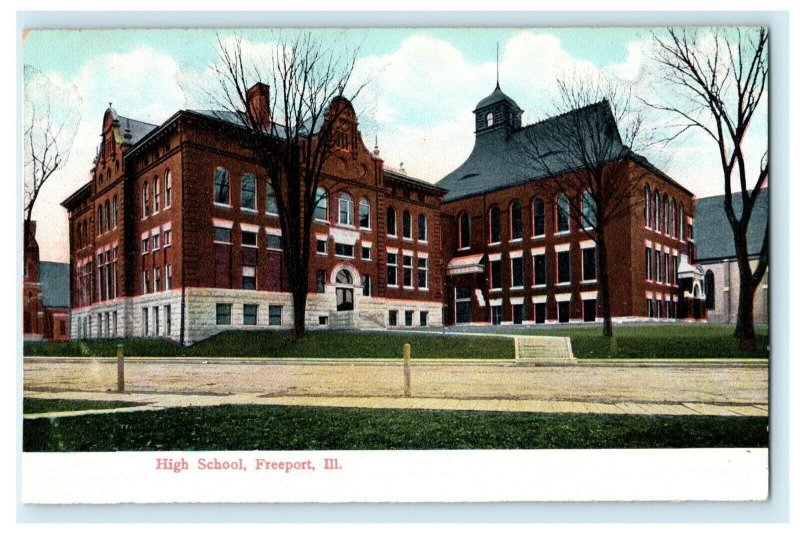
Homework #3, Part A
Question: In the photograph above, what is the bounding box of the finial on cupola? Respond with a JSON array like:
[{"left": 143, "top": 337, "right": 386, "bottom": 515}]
[{"left": 373, "top": 135, "right": 380, "bottom": 157}]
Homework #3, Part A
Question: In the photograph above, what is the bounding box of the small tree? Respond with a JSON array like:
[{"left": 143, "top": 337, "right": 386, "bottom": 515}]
[
  {"left": 23, "top": 65, "right": 81, "bottom": 230},
  {"left": 648, "top": 28, "right": 768, "bottom": 351},
  {"left": 519, "top": 74, "right": 652, "bottom": 338},
  {"left": 197, "top": 33, "right": 366, "bottom": 339}
]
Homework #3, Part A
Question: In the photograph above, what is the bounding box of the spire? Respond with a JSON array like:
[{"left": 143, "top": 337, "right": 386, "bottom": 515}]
[
  {"left": 373, "top": 134, "right": 380, "bottom": 157},
  {"left": 495, "top": 42, "right": 500, "bottom": 89}
]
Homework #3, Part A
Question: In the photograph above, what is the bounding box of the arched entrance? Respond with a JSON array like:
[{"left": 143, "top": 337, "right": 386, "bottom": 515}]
[{"left": 335, "top": 269, "right": 354, "bottom": 312}]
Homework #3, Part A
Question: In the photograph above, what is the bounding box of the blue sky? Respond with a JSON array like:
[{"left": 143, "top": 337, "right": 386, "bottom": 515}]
[{"left": 22, "top": 27, "right": 768, "bottom": 262}]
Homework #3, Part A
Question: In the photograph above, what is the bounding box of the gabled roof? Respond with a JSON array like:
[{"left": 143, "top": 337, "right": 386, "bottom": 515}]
[
  {"left": 117, "top": 115, "right": 158, "bottom": 145},
  {"left": 437, "top": 100, "right": 630, "bottom": 202},
  {"left": 694, "top": 190, "right": 769, "bottom": 262},
  {"left": 39, "top": 261, "right": 70, "bottom": 308},
  {"left": 474, "top": 83, "right": 521, "bottom": 112}
]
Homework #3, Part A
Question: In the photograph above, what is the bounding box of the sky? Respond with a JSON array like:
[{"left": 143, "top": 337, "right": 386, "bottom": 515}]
[{"left": 22, "top": 27, "right": 769, "bottom": 263}]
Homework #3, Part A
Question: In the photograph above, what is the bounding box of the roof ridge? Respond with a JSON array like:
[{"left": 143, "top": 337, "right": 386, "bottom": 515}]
[{"left": 519, "top": 99, "right": 609, "bottom": 132}]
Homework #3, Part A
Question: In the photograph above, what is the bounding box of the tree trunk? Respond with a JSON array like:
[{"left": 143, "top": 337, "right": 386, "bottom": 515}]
[
  {"left": 292, "top": 289, "right": 307, "bottom": 340},
  {"left": 596, "top": 235, "right": 613, "bottom": 338},
  {"left": 733, "top": 272, "right": 757, "bottom": 352}
]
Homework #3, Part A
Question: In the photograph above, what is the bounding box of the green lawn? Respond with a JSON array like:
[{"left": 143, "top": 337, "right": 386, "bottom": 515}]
[
  {"left": 23, "top": 404, "right": 768, "bottom": 452},
  {"left": 23, "top": 398, "right": 147, "bottom": 414},
  {"left": 23, "top": 324, "right": 768, "bottom": 359}
]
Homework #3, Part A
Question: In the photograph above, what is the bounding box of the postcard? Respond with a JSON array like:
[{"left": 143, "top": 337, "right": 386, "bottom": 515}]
[{"left": 20, "top": 24, "right": 771, "bottom": 507}]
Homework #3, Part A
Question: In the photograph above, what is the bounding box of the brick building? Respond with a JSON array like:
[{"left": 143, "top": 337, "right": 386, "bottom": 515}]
[
  {"left": 61, "top": 89, "right": 445, "bottom": 344},
  {"left": 436, "top": 84, "right": 706, "bottom": 325},
  {"left": 23, "top": 221, "right": 70, "bottom": 341}
]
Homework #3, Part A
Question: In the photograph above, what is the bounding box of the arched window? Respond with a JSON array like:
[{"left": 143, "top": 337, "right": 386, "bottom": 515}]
[
  {"left": 104, "top": 200, "right": 110, "bottom": 233},
  {"left": 153, "top": 176, "right": 160, "bottom": 212},
  {"left": 164, "top": 170, "right": 172, "bottom": 208},
  {"left": 265, "top": 183, "right": 278, "bottom": 215},
  {"left": 402, "top": 210, "right": 412, "bottom": 239},
  {"left": 662, "top": 193, "right": 669, "bottom": 233},
  {"left": 654, "top": 191, "right": 661, "bottom": 232},
  {"left": 704, "top": 271, "right": 716, "bottom": 310},
  {"left": 486, "top": 112, "right": 494, "bottom": 127},
  {"left": 338, "top": 192, "right": 353, "bottom": 226},
  {"left": 582, "top": 190, "right": 596, "bottom": 229},
  {"left": 645, "top": 185, "right": 651, "bottom": 228},
  {"left": 314, "top": 187, "right": 328, "bottom": 221},
  {"left": 112, "top": 196, "right": 118, "bottom": 228},
  {"left": 533, "top": 197, "right": 545, "bottom": 237},
  {"left": 557, "top": 193, "right": 570, "bottom": 233},
  {"left": 679, "top": 202, "right": 685, "bottom": 240},
  {"left": 214, "top": 167, "right": 229, "bottom": 205},
  {"left": 489, "top": 206, "right": 501, "bottom": 243},
  {"left": 359, "top": 198, "right": 370, "bottom": 229},
  {"left": 665, "top": 196, "right": 672, "bottom": 236},
  {"left": 459, "top": 212, "right": 471, "bottom": 249},
  {"left": 241, "top": 174, "right": 256, "bottom": 211},
  {"left": 336, "top": 269, "right": 353, "bottom": 285},
  {"left": 387, "top": 207, "right": 396, "bottom": 236},
  {"left": 672, "top": 198, "right": 678, "bottom": 237},
  {"left": 142, "top": 182, "right": 150, "bottom": 218},
  {"left": 97, "top": 206, "right": 103, "bottom": 235},
  {"left": 418, "top": 214, "right": 427, "bottom": 242},
  {"left": 510, "top": 200, "right": 523, "bottom": 240}
]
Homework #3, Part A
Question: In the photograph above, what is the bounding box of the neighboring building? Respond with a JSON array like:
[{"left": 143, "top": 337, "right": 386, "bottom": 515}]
[
  {"left": 436, "top": 83, "right": 706, "bottom": 325},
  {"left": 694, "top": 190, "right": 769, "bottom": 325},
  {"left": 61, "top": 86, "right": 446, "bottom": 344},
  {"left": 23, "top": 221, "right": 70, "bottom": 341}
]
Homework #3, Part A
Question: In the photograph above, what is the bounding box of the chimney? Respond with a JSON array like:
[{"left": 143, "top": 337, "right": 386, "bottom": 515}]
[{"left": 246, "top": 83, "right": 271, "bottom": 131}]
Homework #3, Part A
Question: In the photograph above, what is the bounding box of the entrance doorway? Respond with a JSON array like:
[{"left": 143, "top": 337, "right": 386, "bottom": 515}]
[
  {"left": 455, "top": 286, "right": 471, "bottom": 324},
  {"left": 335, "top": 269, "right": 354, "bottom": 312}
]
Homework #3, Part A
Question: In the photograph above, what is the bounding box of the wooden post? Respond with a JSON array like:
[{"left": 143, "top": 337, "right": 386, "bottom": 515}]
[
  {"left": 403, "top": 343, "right": 411, "bottom": 397},
  {"left": 116, "top": 343, "right": 124, "bottom": 392}
]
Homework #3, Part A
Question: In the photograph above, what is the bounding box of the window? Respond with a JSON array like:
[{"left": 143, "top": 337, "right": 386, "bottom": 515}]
[
  {"left": 142, "top": 183, "right": 150, "bottom": 218},
  {"left": 405, "top": 310, "right": 413, "bottom": 327},
  {"left": 216, "top": 303, "right": 232, "bottom": 325},
  {"left": 266, "top": 233, "right": 282, "bottom": 250},
  {"left": 335, "top": 242, "right": 354, "bottom": 258},
  {"left": 111, "top": 196, "right": 118, "bottom": 228},
  {"left": 510, "top": 201, "right": 523, "bottom": 240},
  {"left": 662, "top": 194, "right": 669, "bottom": 234},
  {"left": 513, "top": 304, "right": 524, "bottom": 325},
  {"left": 152, "top": 232, "right": 160, "bottom": 250},
  {"left": 486, "top": 112, "right": 494, "bottom": 127},
  {"left": 214, "top": 227, "right": 232, "bottom": 244},
  {"left": 164, "top": 305, "right": 170, "bottom": 336},
  {"left": 654, "top": 191, "right": 661, "bottom": 232},
  {"left": 655, "top": 250, "right": 662, "bottom": 282},
  {"left": 387, "top": 207, "right": 397, "bottom": 237},
  {"left": 645, "top": 247, "right": 653, "bottom": 281},
  {"left": 142, "top": 270, "right": 149, "bottom": 294},
  {"left": 338, "top": 193, "right": 353, "bottom": 225},
  {"left": 214, "top": 167, "right": 230, "bottom": 205},
  {"left": 359, "top": 199, "right": 370, "bottom": 229},
  {"left": 316, "top": 238, "right": 328, "bottom": 255},
  {"left": 647, "top": 298, "right": 654, "bottom": 318},
  {"left": 557, "top": 193, "right": 570, "bottom": 233},
  {"left": 673, "top": 255, "right": 678, "bottom": 284},
  {"left": 141, "top": 236, "right": 149, "bottom": 254},
  {"left": 242, "top": 174, "right": 256, "bottom": 210},
  {"left": 242, "top": 266, "right": 256, "bottom": 290},
  {"left": 388, "top": 310, "right": 398, "bottom": 327},
  {"left": 314, "top": 187, "right": 327, "bottom": 221},
  {"left": 165, "top": 264, "right": 172, "bottom": 290},
  {"left": 533, "top": 197, "right": 545, "bottom": 237},
  {"left": 403, "top": 254, "right": 413, "bottom": 288},
  {"left": 402, "top": 210, "right": 412, "bottom": 239},
  {"left": 455, "top": 286, "right": 475, "bottom": 323},
  {"left": 316, "top": 270, "right": 326, "bottom": 293},
  {"left": 363, "top": 274, "right": 371, "bottom": 297},
  {"left": 361, "top": 243, "right": 371, "bottom": 261},
  {"left": 679, "top": 203, "right": 685, "bottom": 240},
  {"left": 665, "top": 254, "right": 671, "bottom": 285},
  {"left": 418, "top": 257, "right": 428, "bottom": 289},
  {"left": 266, "top": 183, "right": 278, "bottom": 215},
  {"left": 491, "top": 305, "right": 502, "bottom": 325},
  {"left": 154, "top": 267, "right": 161, "bottom": 292},
  {"left": 511, "top": 256, "right": 524, "bottom": 288},
  {"left": 112, "top": 311, "right": 117, "bottom": 337},
  {"left": 557, "top": 250, "right": 571, "bottom": 283},
  {"left": 490, "top": 259, "right": 502, "bottom": 290},
  {"left": 164, "top": 170, "right": 172, "bottom": 208},
  {"left": 489, "top": 206, "right": 501, "bottom": 243},
  {"left": 153, "top": 176, "right": 160, "bottom": 213},
  {"left": 583, "top": 299, "right": 597, "bottom": 322},
  {"left": 665, "top": 197, "right": 672, "bottom": 236},
  {"left": 104, "top": 200, "right": 111, "bottom": 232},
  {"left": 582, "top": 248, "right": 596, "bottom": 281},
  {"left": 419, "top": 311, "right": 428, "bottom": 327},
  {"left": 645, "top": 185, "right": 651, "bottom": 228},
  {"left": 97, "top": 206, "right": 103, "bottom": 235},
  {"left": 534, "top": 253, "right": 546, "bottom": 286},
  {"left": 153, "top": 307, "right": 160, "bottom": 336},
  {"left": 459, "top": 213, "right": 470, "bottom": 249},
  {"left": 243, "top": 304, "right": 258, "bottom": 325},
  {"left": 558, "top": 301, "right": 570, "bottom": 323},
  {"left": 163, "top": 228, "right": 171, "bottom": 247},
  {"left": 387, "top": 252, "right": 398, "bottom": 287},
  {"left": 142, "top": 308, "right": 149, "bottom": 336},
  {"left": 418, "top": 214, "right": 427, "bottom": 242},
  {"left": 582, "top": 191, "right": 596, "bottom": 229},
  {"left": 242, "top": 230, "right": 257, "bottom": 247},
  {"left": 269, "top": 305, "right": 282, "bottom": 326}
]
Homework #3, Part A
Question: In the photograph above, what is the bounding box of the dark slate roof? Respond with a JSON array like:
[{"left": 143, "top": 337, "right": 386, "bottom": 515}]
[
  {"left": 474, "top": 83, "right": 521, "bottom": 111},
  {"left": 39, "top": 261, "right": 70, "bottom": 309},
  {"left": 437, "top": 100, "right": 632, "bottom": 202},
  {"left": 190, "top": 109, "right": 320, "bottom": 138},
  {"left": 117, "top": 114, "right": 158, "bottom": 145},
  {"left": 384, "top": 167, "right": 447, "bottom": 194},
  {"left": 694, "top": 190, "right": 769, "bottom": 262}
]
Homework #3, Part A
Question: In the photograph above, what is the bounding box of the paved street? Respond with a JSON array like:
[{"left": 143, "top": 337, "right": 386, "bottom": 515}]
[{"left": 23, "top": 357, "right": 769, "bottom": 417}]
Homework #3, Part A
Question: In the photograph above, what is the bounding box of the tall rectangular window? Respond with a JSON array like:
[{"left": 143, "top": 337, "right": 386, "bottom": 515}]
[
  {"left": 163, "top": 228, "right": 172, "bottom": 247},
  {"left": 557, "top": 194, "right": 570, "bottom": 233},
  {"left": 645, "top": 247, "right": 653, "bottom": 281},
  {"left": 511, "top": 256, "right": 524, "bottom": 288},
  {"left": 402, "top": 211, "right": 412, "bottom": 239},
  {"left": 417, "top": 257, "right": 428, "bottom": 289},
  {"left": 242, "top": 266, "right": 256, "bottom": 290},
  {"left": 417, "top": 214, "right": 427, "bottom": 242},
  {"left": 557, "top": 251, "right": 571, "bottom": 284},
  {"left": 165, "top": 264, "right": 172, "bottom": 290},
  {"left": 268, "top": 305, "right": 282, "bottom": 326},
  {"left": 142, "top": 308, "right": 149, "bottom": 336},
  {"left": 164, "top": 171, "right": 172, "bottom": 207},
  {"left": 582, "top": 248, "right": 597, "bottom": 281},
  {"left": 490, "top": 259, "right": 502, "bottom": 290},
  {"left": 558, "top": 301, "right": 570, "bottom": 323},
  {"left": 361, "top": 244, "right": 372, "bottom": 261},
  {"left": 363, "top": 274, "right": 371, "bottom": 297},
  {"left": 533, "top": 198, "right": 545, "bottom": 237},
  {"left": 154, "top": 306, "right": 160, "bottom": 336},
  {"left": 534, "top": 254, "right": 546, "bottom": 286},
  {"left": 512, "top": 303, "right": 524, "bottom": 324},
  {"left": 241, "top": 174, "right": 256, "bottom": 210},
  {"left": 154, "top": 267, "right": 161, "bottom": 292},
  {"left": 535, "top": 302, "right": 546, "bottom": 324},
  {"left": 316, "top": 270, "right": 326, "bottom": 293},
  {"left": 112, "top": 311, "right": 118, "bottom": 337},
  {"left": 387, "top": 253, "right": 398, "bottom": 287},
  {"left": 317, "top": 238, "right": 328, "bottom": 255},
  {"left": 656, "top": 251, "right": 662, "bottom": 282},
  {"left": 216, "top": 303, "right": 232, "bottom": 325},
  {"left": 388, "top": 310, "right": 398, "bottom": 327},
  {"left": 214, "top": 167, "right": 229, "bottom": 205},
  {"left": 164, "top": 305, "right": 171, "bottom": 335},
  {"left": 491, "top": 305, "right": 502, "bottom": 325},
  {"left": 154, "top": 177, "right": 160, "bottom": 213},
  {"left": 510, "top": 201, "right": 523, "bottom": 240},
  {"left": 419, "top": 311, "right": 428, "bottom": 326},
  {"left": 404, "top": 310, "right": 413, "bottom": 327},
  {"left": 243, "top": 304, "right": 258, "bottom": 325},
  {"left": 142, "top": 270, "right": 149, "bottom": 294},
  {"left": 403, "top": 254, "right": 413, "bottom": 288}
]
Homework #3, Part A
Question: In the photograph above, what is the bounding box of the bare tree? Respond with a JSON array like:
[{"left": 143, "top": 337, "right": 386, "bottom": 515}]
[
  {"left": 193, "top": 32, "right": 366, "bottom": 339},
  {"left": 648, "top": 27, "right": 768, "bottom": 351},
  {"left": 23, "top": 65, "right": 81, "bottom": 229},
  {"left": 519, "top": 74, "right": 652, "bottom": 338}
]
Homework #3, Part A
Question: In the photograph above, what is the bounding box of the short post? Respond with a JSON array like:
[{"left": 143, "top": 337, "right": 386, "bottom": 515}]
[
  {"left": 403, "top": 343, "right": 411, "bottom": 397},
  {"left": 116, "top": 343, "right": 125, "bottom": 392}
]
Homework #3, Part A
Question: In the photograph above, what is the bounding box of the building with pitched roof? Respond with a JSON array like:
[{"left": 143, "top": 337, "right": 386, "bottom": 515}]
[
  {"left": 23, "top": 220, "right": 70, "bottom": 341},
  {"left": 694, "top": 190, "right": 769, "bottom": 324}
]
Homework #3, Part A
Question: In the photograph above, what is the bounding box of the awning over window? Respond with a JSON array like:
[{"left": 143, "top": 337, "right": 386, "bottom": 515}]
[{"left": 447, "top": 253, "right": 484, "bottom": 276}]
